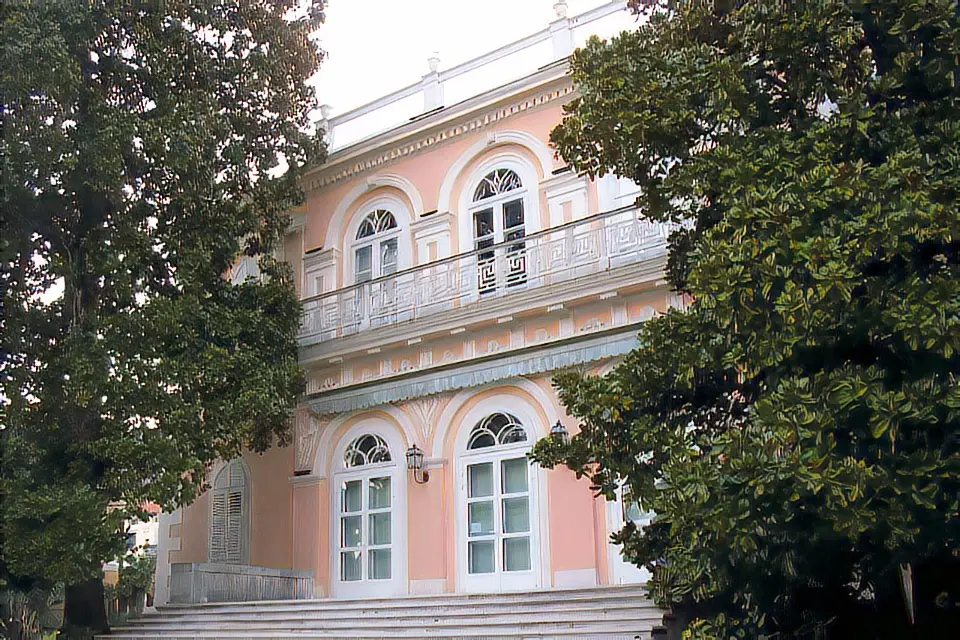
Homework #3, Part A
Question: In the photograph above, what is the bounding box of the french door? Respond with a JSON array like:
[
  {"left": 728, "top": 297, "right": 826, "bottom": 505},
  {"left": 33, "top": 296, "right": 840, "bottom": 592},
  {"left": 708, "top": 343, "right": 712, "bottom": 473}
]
[
  {"left": 459, "top": 450, "right": 540, "bottom": 592},
  {"left": 335, "top": 470, "right": 402, "bottom": 597},
  {"left": 472, "top": 196, "right": 527, "bottom": 294},
  {"left": 606, "top": 483, "right": 652, "bottom": 585}
]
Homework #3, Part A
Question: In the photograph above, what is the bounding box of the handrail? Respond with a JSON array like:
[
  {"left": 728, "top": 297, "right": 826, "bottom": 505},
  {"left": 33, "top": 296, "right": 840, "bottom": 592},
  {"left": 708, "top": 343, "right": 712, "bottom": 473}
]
[
  {"left": 299, "top": 202, "right": 668, "bottom": 343},
  {"left": 300, "top": 203, "right": 642, "bottom": 304}
]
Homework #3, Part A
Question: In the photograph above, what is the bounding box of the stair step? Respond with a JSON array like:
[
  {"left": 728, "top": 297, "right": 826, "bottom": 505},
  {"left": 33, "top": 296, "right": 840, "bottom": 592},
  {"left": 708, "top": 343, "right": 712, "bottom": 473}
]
[
  {"left": 103, "top": 625, "right": 655, "bottom": 639},
  {"left": 103, "top": 630, "right": 653, "bottom": 640},
  {"left": 99, "top": 586, "right": 663, "bottom": 640},
  {"left": 118, "top": 608, "right": 660, "bottom": 629},
  {"left": 157, "top": 585, "right": 650, "bottom": 614},
  {"left": 141, "top": 600, "right": 657, "bottom": 622}
]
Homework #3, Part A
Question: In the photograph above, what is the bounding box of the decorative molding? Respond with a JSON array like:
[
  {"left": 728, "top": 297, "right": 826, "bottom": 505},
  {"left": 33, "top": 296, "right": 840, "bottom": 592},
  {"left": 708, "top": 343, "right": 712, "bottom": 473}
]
[
  {"left": 294, "top": 408, "right": 329, "bottom": 474},
  {"left": 401, "top": 394, "right": 447, "bottom": 444},
  {"left": 303, "top": 84, "right": 574, "bottom": 193},
  {"left": 300, "top": 254, "right": 668, "bottom": 362},
  {"left": 305, "top": 329, "right": 642, "bottom": 416}
]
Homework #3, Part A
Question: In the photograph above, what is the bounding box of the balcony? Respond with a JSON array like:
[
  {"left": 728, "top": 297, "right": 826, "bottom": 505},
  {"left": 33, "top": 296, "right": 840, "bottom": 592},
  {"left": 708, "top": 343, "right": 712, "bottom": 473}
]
[{"left": 299, "top": 206, "right": 670, "bottom": 349}]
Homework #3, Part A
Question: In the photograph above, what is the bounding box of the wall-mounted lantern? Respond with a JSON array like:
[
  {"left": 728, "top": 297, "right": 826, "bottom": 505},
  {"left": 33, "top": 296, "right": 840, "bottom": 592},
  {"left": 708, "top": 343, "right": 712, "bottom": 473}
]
[
  {"left": 405, "top": 444, "right": 429, "bottom": 484},
  {"left": 550, "top": 420, "right": 570, "bottom": 444}
]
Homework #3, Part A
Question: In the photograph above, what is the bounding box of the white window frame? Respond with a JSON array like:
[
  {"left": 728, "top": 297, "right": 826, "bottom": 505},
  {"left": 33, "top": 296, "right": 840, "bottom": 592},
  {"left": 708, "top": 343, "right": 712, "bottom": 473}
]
[
  {"left": 329, "top": 420, "right": 408, "bottom": 598},
  {"left": 605, "top": 481, "right": 653, "bottom": 585},
  {"left": 456, "top": 155, "right": 541, "bottom": 255},
  {"left": 352, "top": 210, "right": 401, "bottom": 284},
  {"left": 208, "top": 458, "right": 250, "bottom": 565},
  {"left": 469, "top": 168, "right": 530, "bottom": 294},
  {"left": 344, "top": 195, "right": 412, "bottom": 287},
  {"left": 453, "top": 396, "right": 549, "bottom": 594}
]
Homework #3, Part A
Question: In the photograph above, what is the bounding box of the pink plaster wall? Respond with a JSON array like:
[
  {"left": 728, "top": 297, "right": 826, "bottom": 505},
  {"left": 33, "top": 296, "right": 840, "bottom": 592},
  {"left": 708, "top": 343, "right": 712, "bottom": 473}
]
[
  {"left": 283, "top": 229, "right": 304, "bottom": 297},
  {"left": 172, "top": 444, "right": 295, "bottom": 569},
  {"left": 301, "top": 98, "right": 569, "bottom": 274},
  {"left": 316, "top": 480, "right": 331, "bottom": 592},
  {"left": 547, "top": 467, "right": 600, "bottom": 575},
  {"left": 292, "top": 478, "right": 329, "bottom": 594},
  {"left": 407, "top": 464, "right": 448, "bottom": 583},
  {"left": 292, "top": 480, "right": 320, "bottom": 571},
  {"left": 171, "top": 491, "right": 210, "bottom": 564},
  {"left": 245, "top": 446, "right": 294, "bottom": 569}
]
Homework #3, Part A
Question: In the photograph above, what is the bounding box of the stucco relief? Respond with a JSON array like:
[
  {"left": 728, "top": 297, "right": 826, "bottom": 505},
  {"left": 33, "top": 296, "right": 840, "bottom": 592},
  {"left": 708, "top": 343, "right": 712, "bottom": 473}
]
[
  {"left": 400, "top": 393, "right": 449, "bottom": 445},
  {"left": 294, "top": 407, "right": 328, "bottom": 473},
  {"left": 304, "top": 86, "right": 573, "bottom": 193}
]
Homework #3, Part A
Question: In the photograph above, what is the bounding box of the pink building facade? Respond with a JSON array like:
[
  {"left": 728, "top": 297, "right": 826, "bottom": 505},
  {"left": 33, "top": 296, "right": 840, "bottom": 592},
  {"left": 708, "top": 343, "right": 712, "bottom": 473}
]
[{"left": 154, "top": 1, "right": 677, "bottom": 606}]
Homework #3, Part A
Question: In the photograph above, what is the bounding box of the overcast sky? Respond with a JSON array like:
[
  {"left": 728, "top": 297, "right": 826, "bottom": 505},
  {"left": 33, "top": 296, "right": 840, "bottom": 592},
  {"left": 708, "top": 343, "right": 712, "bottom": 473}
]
[{"left": 311, "top": 0, "right": 620, "bottom": 116}]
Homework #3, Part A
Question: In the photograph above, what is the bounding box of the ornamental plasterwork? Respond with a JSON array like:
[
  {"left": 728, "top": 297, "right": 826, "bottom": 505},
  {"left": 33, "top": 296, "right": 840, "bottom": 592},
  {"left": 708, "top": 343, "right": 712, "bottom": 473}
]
[
  {"left": 303, "top": 85, "right": 574, "bottom": 193},
  {"left": 401, "top": 394, "right": 448, "bottom": 444},
  {"left": 294, "top": 407, "right": 329, "bottom": 473}
]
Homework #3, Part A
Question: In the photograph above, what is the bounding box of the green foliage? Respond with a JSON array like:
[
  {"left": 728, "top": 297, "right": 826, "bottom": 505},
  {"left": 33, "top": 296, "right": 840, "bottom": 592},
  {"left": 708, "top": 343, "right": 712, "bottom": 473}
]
[
  {"left": 534, "top": 1, "right": 960, "bottom": 637},
  {"left": 115, "top": 555, "right": 155, "bottom": 600},
  {"left": 0, "top": 0, "right": 325, "bottom": 616},
  {"left": 0, "top": 581, "right": 64, "bottom": 640}
]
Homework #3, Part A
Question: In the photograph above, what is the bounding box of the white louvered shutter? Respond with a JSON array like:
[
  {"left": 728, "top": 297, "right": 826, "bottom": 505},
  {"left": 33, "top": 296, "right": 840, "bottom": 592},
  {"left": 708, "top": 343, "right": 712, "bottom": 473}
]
[
  {"left": 210, "top": 491, "right": 227, "bottom": 563},
  {"left": 225, "top": 489, "right": 244, "bottom": 564}
]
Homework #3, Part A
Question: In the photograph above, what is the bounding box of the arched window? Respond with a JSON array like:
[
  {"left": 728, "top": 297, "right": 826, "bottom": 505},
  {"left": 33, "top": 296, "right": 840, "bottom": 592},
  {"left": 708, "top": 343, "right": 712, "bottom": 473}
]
[
  {"left": 343, "top": 434, "right": 392, "bottom": 467},
  {"left": 467, "top": 413, "right": 528, "bottom": 450},
  {"left": 470, "top": 169, "right": 526, "bottom": 292},
  {"left": 353, "top": 209, "right": 399, "bottom": 283},
  {"left": 460, "top": 410, "right": 535, "bottom": 584},
  {"left": 209, "top": 459, "right": 248, "bottom": 565},
  {"left": 336, "top": 431, "right": 398, "bottom": 592},
  {"left": 473, "top": 168, "right": 523, "bottom": 201}
]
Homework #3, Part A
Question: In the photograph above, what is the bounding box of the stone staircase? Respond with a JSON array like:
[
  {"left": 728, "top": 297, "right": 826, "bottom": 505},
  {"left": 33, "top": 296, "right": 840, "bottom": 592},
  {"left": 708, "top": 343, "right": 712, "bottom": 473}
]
[{"left": 101, "top": 585, "right": 666, "bottom": 639}]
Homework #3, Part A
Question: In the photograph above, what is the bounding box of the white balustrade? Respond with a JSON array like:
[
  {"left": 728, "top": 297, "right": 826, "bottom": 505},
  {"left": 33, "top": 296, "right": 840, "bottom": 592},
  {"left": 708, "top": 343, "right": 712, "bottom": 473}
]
[
  {"left": 300, "top": 206, "right": 669, "bottom": 343},
  {"left": 321, "top": 1, "right": 634, "bottom": 150}
]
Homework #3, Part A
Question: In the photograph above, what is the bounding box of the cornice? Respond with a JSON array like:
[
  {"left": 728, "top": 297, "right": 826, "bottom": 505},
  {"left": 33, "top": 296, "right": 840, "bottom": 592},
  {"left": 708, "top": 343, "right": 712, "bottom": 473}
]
[{"left": 302, "top": 64, "right": 574, "bottom": 194}]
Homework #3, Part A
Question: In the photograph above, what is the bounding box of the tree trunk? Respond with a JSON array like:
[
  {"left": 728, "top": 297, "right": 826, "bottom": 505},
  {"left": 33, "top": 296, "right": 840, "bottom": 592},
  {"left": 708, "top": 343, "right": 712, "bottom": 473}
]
[{"left": 61, "top": 577, "right": 109, "bottom": 638}]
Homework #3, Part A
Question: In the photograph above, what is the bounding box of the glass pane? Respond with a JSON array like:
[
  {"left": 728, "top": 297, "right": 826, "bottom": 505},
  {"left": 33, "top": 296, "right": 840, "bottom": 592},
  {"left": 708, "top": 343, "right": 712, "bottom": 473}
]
[
  {"left": 473, "top": 209, "right": 494, "bottom": 240},
  {"left": 369, "top": 512, "right": 391, "bottom": 546},
  {"left": 499, "top": 425, "right": 527, "bottom": 445},
  {"left": 369, "top": 549, "right": 391, "bottom": 580},
  {"left": 468, "top": 432, "right": 496, "bottom": 450},
  {"left": 468, "top": 501, "right": 494, "bottom": 537},
  {"left": 503, "top": 199, "right": 524, "bottom": 231},
  {"left": 502, "top": 497, "right": 530, "bottom": 533},
  {"left": 341, "top": 515, "right": 361, "bottom": 548},
  {"left": 468, "top": 463, "right": 493, "bottom": 498},
  {"left": 381, "top": 239, "right": 398, "bottom": 275},
  {"left": 355, "top": 246, "right": 372, "bottom": 282},
  {"left": 341, "top": 550, "right": 362, "bottom": 581},
  {"left": 342, "top": 481, "right": 361, "bottom": 513},
  {"left": 369, "top": 477, "right": 391, "bottom": 510},
  {"left": 468, "top": 540, "right": 495, "bottom": 574},
  {"left": 503, "top": 537, "right": 531, "bottom": 572},
  {"left": 501, "top": 458, "right": 528, "bottom": 494}
]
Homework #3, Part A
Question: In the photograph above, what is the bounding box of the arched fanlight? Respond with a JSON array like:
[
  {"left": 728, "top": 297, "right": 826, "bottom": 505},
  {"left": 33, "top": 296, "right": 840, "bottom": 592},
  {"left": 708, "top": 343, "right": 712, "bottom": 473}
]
[
  {"left": 343, "top": 434, "right": 392, "bottom": 468},
  {"left": 355, "top": 210, "right": 397, "bottom": 240},
  {"left": 473, "top": 169, "right": 522, "bottom": 202},
  {"left": 467, "top": 413, "right": 528, "bottom": 450}
]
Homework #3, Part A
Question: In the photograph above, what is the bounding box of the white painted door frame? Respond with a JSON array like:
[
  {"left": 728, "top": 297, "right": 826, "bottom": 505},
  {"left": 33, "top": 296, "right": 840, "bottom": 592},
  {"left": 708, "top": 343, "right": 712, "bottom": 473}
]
[
  {"left": 331, "top": 460, "right": 407, "bottom": 598},
  {"left": 605, "top": 483, "right": 652, "bottom": 585},
  {"left": 456, "top": 442, "right": 542, "bottom": 593}
]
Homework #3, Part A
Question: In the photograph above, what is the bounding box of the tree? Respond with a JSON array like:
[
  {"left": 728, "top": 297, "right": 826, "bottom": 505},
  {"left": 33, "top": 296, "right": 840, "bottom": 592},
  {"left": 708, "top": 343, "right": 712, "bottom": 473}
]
[
  {"left": 532, "top": 1, "right": 960, "bottom": 637},
  {"left": 1, "top": 1, "right": 325, "bottom": 636}
]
